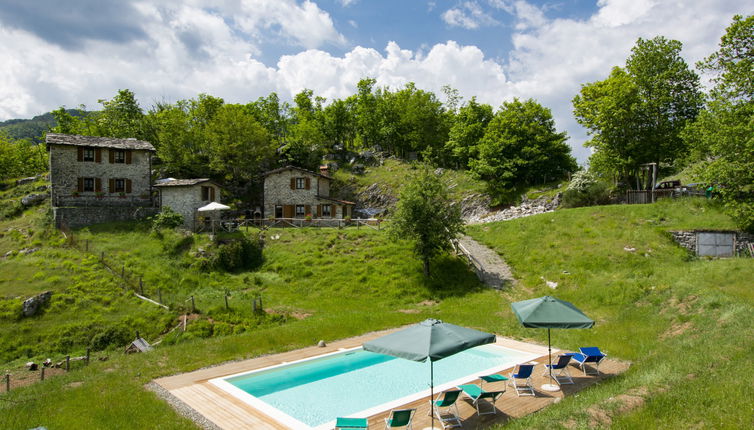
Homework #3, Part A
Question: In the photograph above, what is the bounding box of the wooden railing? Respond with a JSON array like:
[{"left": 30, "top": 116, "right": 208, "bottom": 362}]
[{"left": 626, "top": 189, "right": 705, "bottom": 204}]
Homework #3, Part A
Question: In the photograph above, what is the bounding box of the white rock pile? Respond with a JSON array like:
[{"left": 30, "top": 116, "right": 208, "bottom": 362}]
[{"left": 467, "top": 193, "right": 561, "bottom": 224}]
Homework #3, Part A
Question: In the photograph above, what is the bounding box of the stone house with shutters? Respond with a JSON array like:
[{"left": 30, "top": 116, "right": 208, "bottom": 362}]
[
  {"left": 153, "top": 178, "right": 223, "bottom": 229},
  {"left": 46, "top": 133, "right": 158, "bottom": 228},
  {"left": 263, "top": 166, "right": 353, "bottom": 219}
]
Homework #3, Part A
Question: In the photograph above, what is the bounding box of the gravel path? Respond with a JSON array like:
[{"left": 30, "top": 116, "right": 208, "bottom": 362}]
[{"left": 457, "top": 235, "right": 516, "bottom": 289}]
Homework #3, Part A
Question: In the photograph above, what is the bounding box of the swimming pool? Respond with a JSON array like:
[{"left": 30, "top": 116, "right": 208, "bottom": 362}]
[{"left": 210, "top": 344, "right": 540, "bottom": 429}]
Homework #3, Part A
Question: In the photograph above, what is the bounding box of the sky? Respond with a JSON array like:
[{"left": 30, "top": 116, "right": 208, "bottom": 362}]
[{"left": 0, "top": 0, "right": 749, "bottom": 162}]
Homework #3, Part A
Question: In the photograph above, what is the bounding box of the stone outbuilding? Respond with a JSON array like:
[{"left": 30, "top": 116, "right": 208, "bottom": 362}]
[
  {"left": 263, "top": 166, "right": 353, "bottom": 219},
  {"left": 47, "top": 133, "right": 158, "bottom": 228},
  {"left": 153, "top": 178, "right": 223, "bottom": 229}
]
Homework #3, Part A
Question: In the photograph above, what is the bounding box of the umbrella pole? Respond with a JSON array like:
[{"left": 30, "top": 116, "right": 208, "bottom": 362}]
[
  {"left": 548, "top": 328, "right": 553, "bottom": 382},
  {"left": 430, "top": 361, "right": 435, "bottom": 430}
]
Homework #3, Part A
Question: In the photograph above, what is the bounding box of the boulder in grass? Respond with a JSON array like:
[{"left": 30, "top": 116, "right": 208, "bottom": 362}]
[
  {"left": 21, "top": 193, "right": 48, "bottom": 206},
  {"left": 22, "top": 291, "right": 52, "bottom": 317}
]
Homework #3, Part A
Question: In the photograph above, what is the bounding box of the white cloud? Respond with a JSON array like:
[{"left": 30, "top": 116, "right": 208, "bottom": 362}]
[
  {"left": 442, "top": 1, "right": 499, "bottom": 29},
  {"left": 0, "top": 0, "right": 745, "bottom": 163},
  {"left": 338, "top": 0, "right": 358, "bottom": 6}
]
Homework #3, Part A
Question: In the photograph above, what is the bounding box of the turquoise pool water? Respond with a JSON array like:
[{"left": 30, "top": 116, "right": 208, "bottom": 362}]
[{"left": 221, "top": 344, "right": 537, "bottom": 428}]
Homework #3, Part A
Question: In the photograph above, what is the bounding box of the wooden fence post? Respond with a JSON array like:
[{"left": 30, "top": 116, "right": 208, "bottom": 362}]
[
  {"left": 258, "top": 295, "right": 263, "bottom": 311},
  {"left": 182, "top": 314, "right": 187, "bottom": 332},
  {"left": 5, "top": 373, "right": 10, "bottom": 392},
  {"left": 41, "top": 367, "right": 45, "bottom": 381},
  {"left": 139, "top": 278, "right": 144, "bottom": 295},
  {"left": 100, "top": 251, "right": 104, "bottom": 261},
  {"left": 65, "top": 355, "right": 70, "bottom": 372},
  {"left": 224, "top": 291, "right": 229, "bottom": 310},
  {"left": 252, "top": 298, "right": 257, "bottom": 313},
  {"left": 86, "top": 348, "right": 90, "bottom": 365},
  {"left": 190, "top": 296, "right": 195, "bottom": 313}
]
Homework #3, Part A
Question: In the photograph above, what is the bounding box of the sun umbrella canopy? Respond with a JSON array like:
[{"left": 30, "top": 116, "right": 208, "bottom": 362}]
[
  {"left": 511, "top": 296, "right": 594, "bottom": 329},
  {"left": 363, "top": 318, "right": 496, "bottom": 362},
  {"left": 197, "top": 202, "right": 230, "bottom": 212}
]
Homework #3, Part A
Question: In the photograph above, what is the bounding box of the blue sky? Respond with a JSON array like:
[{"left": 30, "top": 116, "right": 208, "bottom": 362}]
[{"left": 0, "top": 0, "right": 748, "bottom": 161}]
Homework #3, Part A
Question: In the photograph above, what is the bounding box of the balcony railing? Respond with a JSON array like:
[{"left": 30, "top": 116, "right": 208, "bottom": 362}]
[{"left": 54, "top": 194, "right": 157, "bottom": 208}]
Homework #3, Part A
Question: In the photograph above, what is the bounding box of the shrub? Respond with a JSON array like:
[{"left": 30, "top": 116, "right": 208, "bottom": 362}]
[
  {"left": 90, "top": 324, "right": 131, "bottom": 351},
  {"left": 151, "top": 207, "right": 184, "bottom": 231},
  {"left": 198, "top": 236, "right": 264, "bottom": 272},
  {"left": 562, "top": 181, "right": 613, "bottom": 208}
]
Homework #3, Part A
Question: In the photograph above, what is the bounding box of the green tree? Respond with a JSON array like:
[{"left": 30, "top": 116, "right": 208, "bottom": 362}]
[
  {"left": 151, "top": 94, "right": 224, "bottom": 177},
  {"left": 444, "top": 97, "right": 493, "bottom": 169},
  {"left": 0, "top": 133, "right": 46, "bottom": 179},
  {"left": 205, "top": 104, "right": 274, "bottom": 184},
  {"left": 95, "top": 89, "right": 149, "bottom": 140},
  {"left": 281, "top": 89, "right": 326, "bottom": 169},
  {"left": 684, "top": 15, "right": 754, "bottom": 231},
  {"left": 573, "top": 36, "right": 703, "bottom": 184},
  {"left": 471, "top": 98, "right": 576, "bottom": 199},
  {"left": 389, "top": 165, "right": 464, "bottom": 276}
]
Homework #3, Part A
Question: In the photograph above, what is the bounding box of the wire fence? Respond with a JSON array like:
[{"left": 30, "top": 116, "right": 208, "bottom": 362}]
[{"left": 63, "top": 232, "right": 265, "bottom": 316}]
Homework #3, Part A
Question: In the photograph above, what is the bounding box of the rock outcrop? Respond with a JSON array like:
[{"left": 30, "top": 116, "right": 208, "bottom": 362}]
[{"left": 22, "top": 291, "right": 52, "bottom": 317}]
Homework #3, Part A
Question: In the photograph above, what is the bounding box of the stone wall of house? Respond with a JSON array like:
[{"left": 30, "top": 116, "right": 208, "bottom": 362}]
[
  {"left": 49, "top": 145, "right": 152, "bottom": 206},
  {"left": 159, "top": 184, "right": 221, "bottom": 229},
  {"left": 54, "top": 206, "right": 158, "bottom": 229},
  {"left": 670, "top": 230, "right": 754, "bottom": 256}
]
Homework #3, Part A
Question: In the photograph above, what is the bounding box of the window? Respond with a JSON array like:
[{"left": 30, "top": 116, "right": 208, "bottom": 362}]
[
  {"left": 275, "top": 205, "right": 283, "bottom": 218},
  {"left": 295, "top": 177, "right": 305, "bottom": 189},
  {"left": 114, "top": 179, "right": 126, "bottom": 193},
  {"left": 322, "top": 204, "right": 331, "bottom": 216},
  {"left": 113, "top": 150, "right": 125, "bottom": 163},
  {"left": 83, "top": 148, "right": 95, "bottom": 162},
  {"left": 295, "top": 205, "right": 305, "bottom": 216},
  {"left": 83, "top": 178, "right": 95, "bottom": 192},
  {"left": 201, "top": 186, "right": 215, "bottom": 201}
]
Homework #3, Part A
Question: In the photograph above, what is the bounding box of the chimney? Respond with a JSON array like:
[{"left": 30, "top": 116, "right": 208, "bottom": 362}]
[{"left": 319, "top": 165, "right": 330, "bottom": 177}]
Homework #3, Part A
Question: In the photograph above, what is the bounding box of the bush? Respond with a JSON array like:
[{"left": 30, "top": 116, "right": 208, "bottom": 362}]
[
  {"left": 196, "top": 236, "right": 264, "bottom": 272},
  {"left": 562, "top": 182, "right": 613, "bottom": 208},
  {"left": 90, "top": 324, "right": 131, "bottom": 351},
  {"left": 151, "top": 207, "right": 184, "bottom": 231}
]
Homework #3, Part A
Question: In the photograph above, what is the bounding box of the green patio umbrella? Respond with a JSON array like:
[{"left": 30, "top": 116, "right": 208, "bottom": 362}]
[
  {"left": 363, "top": 319, "right": 496, "bottom": 429},
  {"left": 511, "top": 296, "right": 594, "bottom": 390}
]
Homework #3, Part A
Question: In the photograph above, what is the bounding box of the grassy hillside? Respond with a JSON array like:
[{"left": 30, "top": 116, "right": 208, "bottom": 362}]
[
  {"left": 467, "top": 198, "right": 753, "bottom": 429},
  {"left": 0, "top": 196, "right": 751, "bottom": 429},
  {"left": 332, "top": 158, "right": 488, "bottom": 204}
]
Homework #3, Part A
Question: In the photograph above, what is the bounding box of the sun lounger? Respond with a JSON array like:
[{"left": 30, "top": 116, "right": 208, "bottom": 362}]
[
  {"left": 566, "top": 347, "right": 606, "bottom": 375},
  {"left": 336, "top": 417, "right": 369, "bottom": 429},
  {"left": 543, "top": 354, "right": 574, "bottom": 385},
  {"left": 508, "top": 363, "right": 536, "bottom": 396},
  {"left": 384, "top": 408, "right": 414, "bottom": 429},
  {"left": 457, "top": 384, "right": 505, "bottom": 416},
  {"left": 432, "top": 390, "right": 462, "bottom": 429}
]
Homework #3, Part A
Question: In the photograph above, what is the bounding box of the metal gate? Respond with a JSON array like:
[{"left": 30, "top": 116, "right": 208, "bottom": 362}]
[{"left": 696, "top": 232, "right": 735, "bottom": 257}]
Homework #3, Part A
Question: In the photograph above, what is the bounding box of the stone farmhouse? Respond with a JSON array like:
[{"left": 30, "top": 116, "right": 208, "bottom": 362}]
[
  {"left": 154, "top": 178, "right": 223, "bottom": 229},
  {"left": 47, "top": 133, "right": 158, "bottom": 228},
  {"left": 263, "top": 166, "right": 354, "bottom": 219}
]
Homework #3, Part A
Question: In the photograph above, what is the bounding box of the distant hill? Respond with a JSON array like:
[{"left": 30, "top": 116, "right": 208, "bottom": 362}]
[{"left": 0, "top": 109, "right": 89, "bottom": 143}]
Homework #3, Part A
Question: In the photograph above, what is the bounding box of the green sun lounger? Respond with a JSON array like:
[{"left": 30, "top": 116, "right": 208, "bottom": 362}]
[
  {"left": 336, "top": 417, "right": 369, "bottom": 429},
  {"left": 432, "top": 390, "right": 462, "bottom": 429},
  {"left": 457, "top": 384, "right": 505, "bottom": 416}
]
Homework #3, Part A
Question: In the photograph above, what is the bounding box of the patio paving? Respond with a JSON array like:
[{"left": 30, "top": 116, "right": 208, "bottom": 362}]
[{"left": 153, "top": 328, "right": 629, "bottom": 429}]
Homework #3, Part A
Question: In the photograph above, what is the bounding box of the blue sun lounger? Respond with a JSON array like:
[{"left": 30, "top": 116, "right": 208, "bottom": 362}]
[
  {"left": 566, "top": 347, "right": 606, "bottom": 375},
  {"left": 508, "top": 363, "right": 536, "bottom": 396},
  {"left": 543, "top": 354, "right": 574, "bottom": 385}
]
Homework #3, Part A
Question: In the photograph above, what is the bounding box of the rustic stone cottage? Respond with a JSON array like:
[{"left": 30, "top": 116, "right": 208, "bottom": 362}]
[
  {"left": 263, "top": 166, "right": 353, "bottom": 219},
  {"left": 153, "top": 178, "right": 223, "bottom": 229},
  {"left": 47, "top": 133, "right": 158, "bottom": 228}
]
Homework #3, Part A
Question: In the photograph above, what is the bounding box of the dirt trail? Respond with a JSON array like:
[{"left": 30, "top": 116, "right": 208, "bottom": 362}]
[{"left": 457, "top": 235, "right": 517, "bottom": 289}]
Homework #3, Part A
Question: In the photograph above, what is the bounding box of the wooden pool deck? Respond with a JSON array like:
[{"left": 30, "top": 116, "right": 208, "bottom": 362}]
[{"left": 153, "top": 328, "right": 629, "bottom": 429}]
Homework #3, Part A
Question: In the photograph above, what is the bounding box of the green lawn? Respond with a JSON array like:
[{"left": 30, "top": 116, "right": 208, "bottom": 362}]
[{"left": 0, "top": 197, "right": 751, "bottom": 429}]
